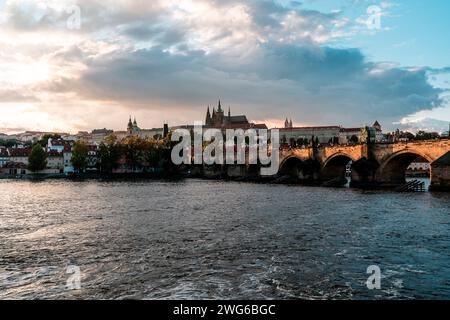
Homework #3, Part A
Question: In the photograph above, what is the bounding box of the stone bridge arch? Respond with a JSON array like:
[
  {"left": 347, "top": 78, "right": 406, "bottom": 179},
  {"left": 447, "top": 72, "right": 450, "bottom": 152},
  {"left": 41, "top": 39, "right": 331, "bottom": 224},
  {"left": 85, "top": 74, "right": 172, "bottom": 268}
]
[
  {"left": 322, "top": 152, "right": 358, "bottom": 168},
  {"left": 275, "top": 140, "right": 450, "bottom": 189},
  {"left": 278, "top": 156, "right": 320, "bottom": 182},
  {"left": 376, "top": 149, "right": 433, "bottom": 185},
  {"left": 321, "top": 153, "right": 358, "bottom": 183},
  {"left": 279, "top": 156, "right": 303, "bottom": 176}
]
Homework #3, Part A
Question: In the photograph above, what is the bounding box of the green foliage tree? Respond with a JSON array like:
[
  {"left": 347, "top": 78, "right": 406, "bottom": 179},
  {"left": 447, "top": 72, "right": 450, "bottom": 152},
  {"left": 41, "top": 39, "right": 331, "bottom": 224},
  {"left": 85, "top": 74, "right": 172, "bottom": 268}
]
[
  {"left": 414, "top": 131, "right": 439, "bottom": 141},
  {"left": 72, "top": 140, "right": 89, "bottom": 173},
  {"left": 0, "top": 139, "right": 20, "bottom": 148},
  {"left": 99, "top": 135, "right": 122, "bottom": 173},
  {"left": 28, "top": 144, "right": 47, "bottom": 172},
  {"left": 37, "top": 134, "right": 61, "bottom": 147},
  {"left": 297, "top": 138, "right": 306, "bottom": 146},
  {"left": 289, "top": 138, "right": 296, "bottom": 146},
  {"left": 350, "top": 135, "right": 359, "bottom": 144},
  {"left": 122, "top": 136, "right": 147, "bottom": 172},
  {"left": 143, "top": 139, "right": 165, "bottom": 168}
]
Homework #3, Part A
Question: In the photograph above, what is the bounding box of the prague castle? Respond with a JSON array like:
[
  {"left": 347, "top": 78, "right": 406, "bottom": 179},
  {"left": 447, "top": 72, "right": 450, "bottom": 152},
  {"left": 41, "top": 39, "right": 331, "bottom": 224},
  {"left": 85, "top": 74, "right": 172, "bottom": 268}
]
[{"left": 205, "top": 100, "right": 267, "bottom": 130}]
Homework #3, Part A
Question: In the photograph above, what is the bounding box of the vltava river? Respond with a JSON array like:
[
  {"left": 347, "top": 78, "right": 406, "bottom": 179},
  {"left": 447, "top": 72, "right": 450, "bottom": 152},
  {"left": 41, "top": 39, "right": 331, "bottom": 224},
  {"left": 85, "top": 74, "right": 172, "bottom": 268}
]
[{"left": 0, "top": 179, "right": 449, "bottom": 299}]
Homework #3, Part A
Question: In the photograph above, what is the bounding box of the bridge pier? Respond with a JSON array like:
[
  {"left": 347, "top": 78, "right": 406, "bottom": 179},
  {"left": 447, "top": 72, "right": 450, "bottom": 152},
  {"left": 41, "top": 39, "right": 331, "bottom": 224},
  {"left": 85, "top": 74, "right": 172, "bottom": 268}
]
[
  {"left": 430, "top": 152, "right": 450, "bottom": 191},
  {"left": 348, "top": 158, "right": 379, "bottom": 188}
]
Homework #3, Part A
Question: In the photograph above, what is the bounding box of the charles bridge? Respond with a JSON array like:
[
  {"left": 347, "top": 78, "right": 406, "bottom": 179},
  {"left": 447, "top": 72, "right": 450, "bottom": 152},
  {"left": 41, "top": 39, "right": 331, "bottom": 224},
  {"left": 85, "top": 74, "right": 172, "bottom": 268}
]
[
  {"left": 204, "top": 139, "right": 450, "bottom": 191},
  {"left": 276, "top": 139, "right": 450, "bottom": 191}
]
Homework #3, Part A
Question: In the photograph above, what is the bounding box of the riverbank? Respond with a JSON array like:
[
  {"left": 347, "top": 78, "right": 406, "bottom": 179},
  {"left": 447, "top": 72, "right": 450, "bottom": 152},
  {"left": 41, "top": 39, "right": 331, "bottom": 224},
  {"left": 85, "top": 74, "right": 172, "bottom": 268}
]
[{"left": 0, "top": 171, "right": 186, "bottom": 181}]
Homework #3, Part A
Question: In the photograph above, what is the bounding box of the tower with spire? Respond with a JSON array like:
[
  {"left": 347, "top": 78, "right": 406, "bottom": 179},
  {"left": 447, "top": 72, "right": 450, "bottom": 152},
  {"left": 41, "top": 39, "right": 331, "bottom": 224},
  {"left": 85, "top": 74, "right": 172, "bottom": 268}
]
[
  {"left": 204, "top": 99, "right": 250, "bottom": 128},
  {"left": 127, "top": 116, "right": 141, "bottom": 135},
  {"left": 211, "top": 100, "right": 224, "bottom": 126},
  {"left": 127, "top": 116, "right": 133, "bottom": 135},
  {"left": 284, "top": 118, "right": 293, "bottom": 128},
  {"left": 205, "top": 106, "right": 211, "bottom": 126}
]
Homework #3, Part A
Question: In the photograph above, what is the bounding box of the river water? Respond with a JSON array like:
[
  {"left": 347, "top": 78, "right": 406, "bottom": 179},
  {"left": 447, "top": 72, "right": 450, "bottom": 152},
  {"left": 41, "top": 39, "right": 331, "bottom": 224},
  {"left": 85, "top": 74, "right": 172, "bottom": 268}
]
[{"left": 0, "top": 179, "right": 449, "bottom": 300}]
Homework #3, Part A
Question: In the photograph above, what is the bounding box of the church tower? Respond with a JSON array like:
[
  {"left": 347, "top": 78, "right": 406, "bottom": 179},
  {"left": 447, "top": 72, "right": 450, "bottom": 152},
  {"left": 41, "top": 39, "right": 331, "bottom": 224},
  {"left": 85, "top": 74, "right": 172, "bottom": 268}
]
[
  {"left": 215, "top": 100, "right": 224, "bottom": 125},
  {"left": 127, "top": 116, "right": 133, "bottom": 135},
  {"left": 372, "top": 120, "right": 382, "bottom": 131},
  {"left": 205, "top": 106, "right": 211, "bottom": 126}
]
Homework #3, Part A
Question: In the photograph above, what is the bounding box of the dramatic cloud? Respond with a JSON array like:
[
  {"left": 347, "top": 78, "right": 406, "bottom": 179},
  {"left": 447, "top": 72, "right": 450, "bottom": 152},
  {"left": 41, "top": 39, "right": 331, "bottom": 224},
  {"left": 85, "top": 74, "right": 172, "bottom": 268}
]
[{"left": 0, "top": 0, "right": 448, "bottom": 133}]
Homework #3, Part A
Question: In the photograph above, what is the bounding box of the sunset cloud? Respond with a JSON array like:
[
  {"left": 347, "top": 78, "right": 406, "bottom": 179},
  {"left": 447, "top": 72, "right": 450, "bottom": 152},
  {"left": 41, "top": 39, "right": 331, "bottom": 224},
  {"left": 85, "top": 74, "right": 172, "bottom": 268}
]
[{"left": 0, "top": 0, "right": 448, "bottom": 133}]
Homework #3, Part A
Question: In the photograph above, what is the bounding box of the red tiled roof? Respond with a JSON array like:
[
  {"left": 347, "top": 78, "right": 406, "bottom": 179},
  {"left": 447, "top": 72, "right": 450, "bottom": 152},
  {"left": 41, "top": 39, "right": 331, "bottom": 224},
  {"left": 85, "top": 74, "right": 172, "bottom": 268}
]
[
  {"left": 49, "top": 139, "right": 65, "bottom": 146},
  {"left": 212, "top": 123, "right": 268, "bottom": 130},
  {"left": 279, "top": 126, "right": 340, "bottom": 131},
  {"left": 340, "top": 128, "right": 361, "bottom": 133},
  {"left": 8, "top": 148, "right": 31, "bottom": 157},
  {"left": 48, "top": 150, "right": 63, "bottom": 156}
]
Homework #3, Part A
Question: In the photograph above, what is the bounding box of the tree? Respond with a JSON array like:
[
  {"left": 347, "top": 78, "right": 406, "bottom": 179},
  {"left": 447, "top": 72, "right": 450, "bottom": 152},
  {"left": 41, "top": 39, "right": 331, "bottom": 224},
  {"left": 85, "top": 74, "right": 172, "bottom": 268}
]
[
  {"left": 99, "top": 135, "right": 122, "bottom": 173},
  {"left": 0, "top": 139, "right": 20, "bottom": 148},
  {"left": 350, "top": 135, "right": 359, "bottom": 144},
  {"left": 143, "top": 139, "right": 165, "bottom": 168},
  {"left": 122, "top": 136, "right": 146, "bottom": 172},
  {"left": 289, "top": 138, "right": 296, "bottom": 147},
  {"left": 415, "top": 131, "right": 439, "bottom": 141},
  {"left": 37, "top": 133, "right": 61, "bottom": 147},
  {"left": 28, "top": 144, "right": 47, "bottom": 172},
  {"left": 72, "top": 140, "right": 89, "bottom": 173},
  {"left": 297, "top": 138, "right": 307, "bottom": 146}
]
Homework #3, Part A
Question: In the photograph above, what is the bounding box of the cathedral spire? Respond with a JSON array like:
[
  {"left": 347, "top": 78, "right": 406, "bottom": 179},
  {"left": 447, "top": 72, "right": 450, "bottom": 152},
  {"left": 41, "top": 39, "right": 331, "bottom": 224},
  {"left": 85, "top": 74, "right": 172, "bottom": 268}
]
[
  {"left": 206, "top": 106, "right": 211, "bottom": 126},
  {"left": 218, "top": 100, "right": 223, "bottom": 113}
]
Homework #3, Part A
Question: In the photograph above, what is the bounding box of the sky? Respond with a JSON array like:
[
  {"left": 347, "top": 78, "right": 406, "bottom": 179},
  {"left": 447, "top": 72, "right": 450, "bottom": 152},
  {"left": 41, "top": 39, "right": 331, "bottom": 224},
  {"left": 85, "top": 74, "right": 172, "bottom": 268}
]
[{"left": 0, "top": 0, "right": 449, "bottom": 134}]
